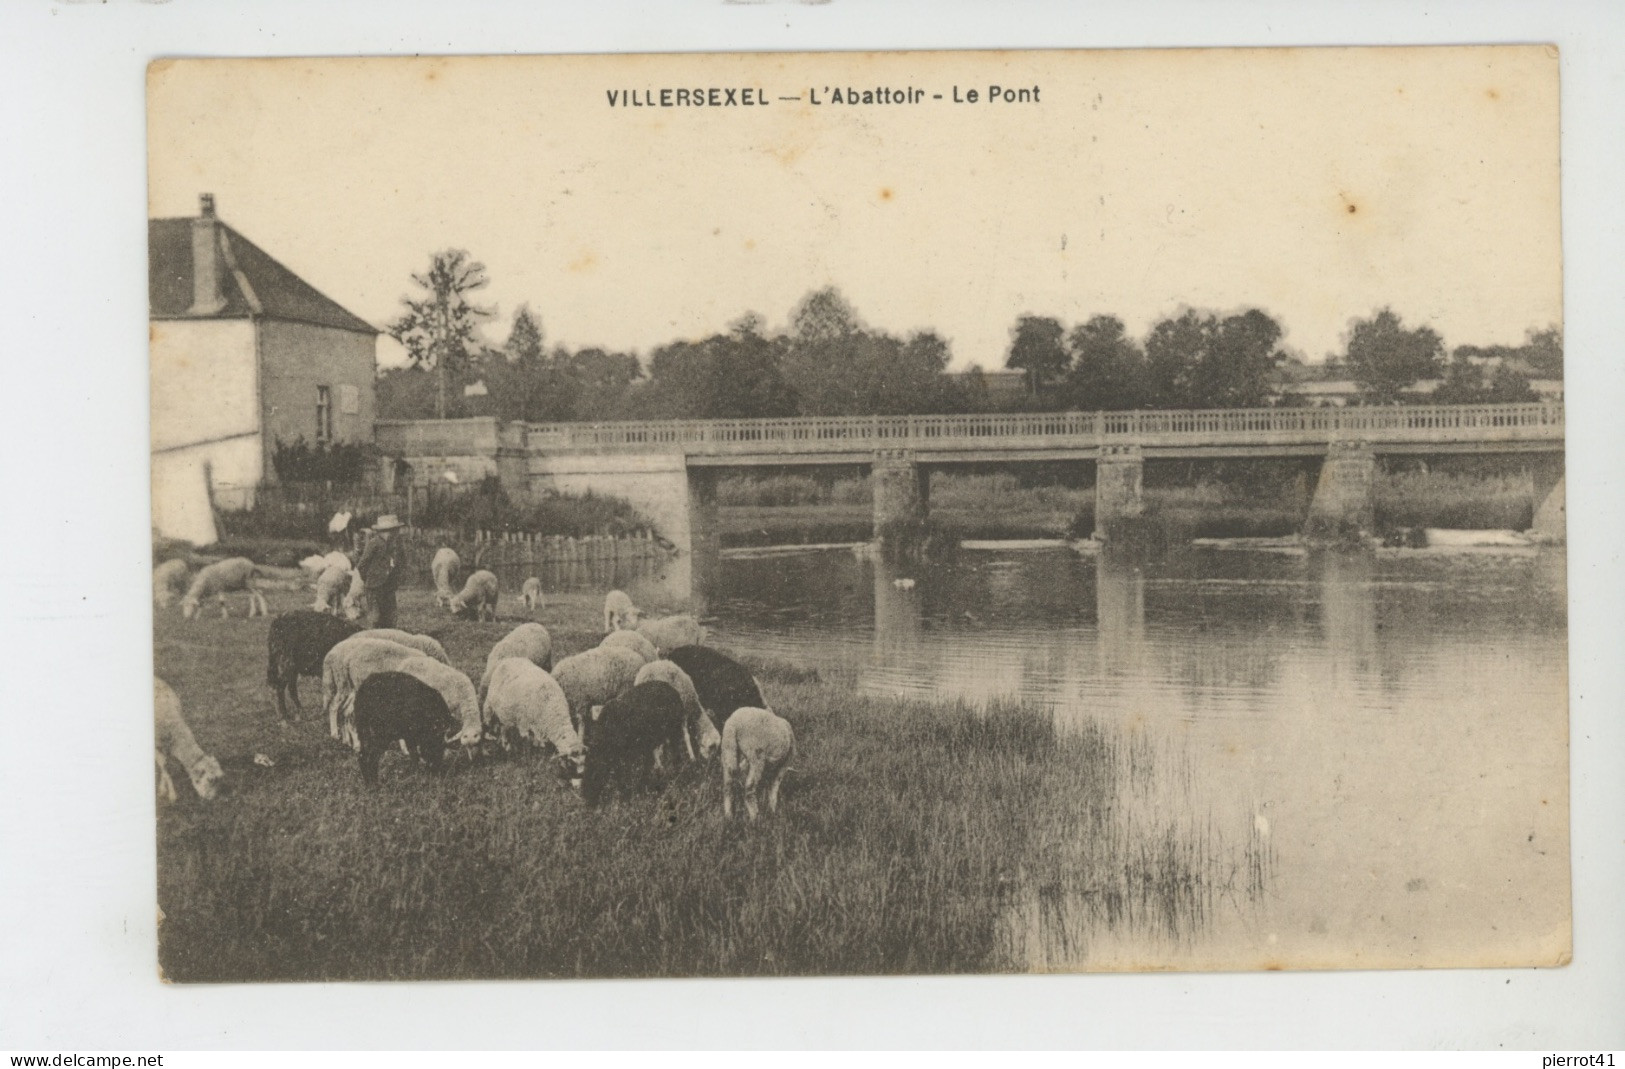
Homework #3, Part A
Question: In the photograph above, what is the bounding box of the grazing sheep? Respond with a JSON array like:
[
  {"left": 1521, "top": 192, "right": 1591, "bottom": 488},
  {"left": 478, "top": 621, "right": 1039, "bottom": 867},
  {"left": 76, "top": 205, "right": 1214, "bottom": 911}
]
[
  {"left": 341, "top": 570, "right": 368, "bottom": 621},
  {"left": 298, "top": 554, "right": 329, "bottom": 578},
  {"left": 311, "top": 563, "right": 353, "bottom": 615},
  {"left": 665, "top": 645, "right": 767, "bottom": 730},
  {"left": 603, "top": 589, "right": 638, "bottom": 632},
  {"left": 721, "top": 707, "right": 796, "bottom": 821},
  {"left": 322, "top": 635, "right": 482, "bottom": 751},
  {"left": 550, "top": 646, "right": 646, "bottom": 734},
  {"left": 266, "top": 610, "right": 362, "bottom": 720},
  {"left": 580, "top": 681, "right": 688, "bottom": 806},
  {"left": 354, "top": 671, "right": 458, "bottom": 785},
  {"left": 599, "top": 628, "right": 657, "bottom": 664},
  {"left": 448, "top": 569, "right": 500, "bottom": 620},
  {"left": 634, "top": 659, "right": 720, "bottom": 761},
  {"left": 323, "top": 550, "right": 352, "bottom": 572},
  {"left": 180, "top": 557, "right": 269, "bottom": 619},
  {"left": 520, "top": 576, "right": 544, "bottom": 611},
  {"left": 479, "top": 623, "right": 554, "bottom": 699},
  {"left": 153, "top": 559, "right": 190, "bottom": 608},
  {"left": 430, "top": 547, "right": 462, "bottom": 607},
  {"left": 154, "top": 678, "right": 224, "bottom": 803},
  {"left": 481, "top": 658, "right": 585, "bottom": 782},
  {"left": 354, "top": 628, "right": 450, "bottom": 665},
  {"left": 631, "top": 613, "right": 707, "bottom": 657}
]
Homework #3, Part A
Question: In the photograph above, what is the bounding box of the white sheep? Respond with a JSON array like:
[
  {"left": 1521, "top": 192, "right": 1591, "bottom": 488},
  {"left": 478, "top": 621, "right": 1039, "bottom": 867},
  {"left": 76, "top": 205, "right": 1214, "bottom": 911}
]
[
  {"left": 720, "top": 707, "right": 795, "bottom": 821},
  {"left": 341, "top": 570, "right": 368, "bottom": 620},
  {"left": 322, "top": 635, "right": 482, "bottom": 751},
  {"left": 482, "top": 657, "right": 584, "bottom": 777},
  {"left": 153, "top": 559, "right": 190, "bottom": 608},
  {"left": 323, "top": 550, "right": 352, "bottom": 572},
  {"left": 355, "top": 628, "right": 450, "bottom": 664},
  {"left": 550, "top": 646, "right": 646, "bottom": 734},
  {"left": 603, "top": 589, "right": 638, "bottom": 632},
  {"left": 154, "top": 678, "right": 224, "bottom": 803},
  {"left": 448, "top": 569, "right": 500, "bottom": 621},
  {"left": 520, "top": 576, "right": 544, "bottom": 612},
  {"left": 431, "top": 547, "right": 462, "bottom": 607},
  {"left": 599, "top": 628, "right": 658, "bottom": 664},
  {"left": 298, "top": 554, "right": 329, "bottom": 578},
  {"left": 629, "top": 612, "right": 707, "bottom": 657},
  {"left": 634, "top": 658, "right": 720, "bottom": 761},
  {"left": 311, "top": 563, "right": 353, "bottom": 615},
  {"left": 479, "top": 623, "right": 553, "bottom": 699},
  {"left": 180, "top": 557, "right": 269, "bottom": 619}
]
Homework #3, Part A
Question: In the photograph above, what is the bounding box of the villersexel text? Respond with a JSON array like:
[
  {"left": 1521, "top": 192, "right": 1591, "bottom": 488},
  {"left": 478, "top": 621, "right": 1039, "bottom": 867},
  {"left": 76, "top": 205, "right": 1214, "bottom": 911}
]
[{"left": 604, "top": 84, "right": 1041, "bottom": 108}]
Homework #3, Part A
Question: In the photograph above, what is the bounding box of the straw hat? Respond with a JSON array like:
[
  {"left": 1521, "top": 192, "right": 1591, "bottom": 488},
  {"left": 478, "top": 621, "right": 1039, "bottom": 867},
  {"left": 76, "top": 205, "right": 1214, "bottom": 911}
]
[{"left": 372, "top": 514, "right": 405, "bottom": 532}]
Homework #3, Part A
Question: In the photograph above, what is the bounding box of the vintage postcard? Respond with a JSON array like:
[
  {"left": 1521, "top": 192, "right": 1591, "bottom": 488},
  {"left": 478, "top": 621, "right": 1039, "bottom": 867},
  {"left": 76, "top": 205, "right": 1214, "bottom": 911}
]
[{"left": 148, "top": 47, "right": 1567, "bottom": 980}]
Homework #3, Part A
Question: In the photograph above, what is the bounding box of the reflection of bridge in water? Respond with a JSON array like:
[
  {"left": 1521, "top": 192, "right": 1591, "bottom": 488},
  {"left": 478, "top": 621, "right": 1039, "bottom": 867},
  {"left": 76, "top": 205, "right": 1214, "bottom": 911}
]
[{"left": 377, "top": 403, "right": 1565, "bottom": 598}]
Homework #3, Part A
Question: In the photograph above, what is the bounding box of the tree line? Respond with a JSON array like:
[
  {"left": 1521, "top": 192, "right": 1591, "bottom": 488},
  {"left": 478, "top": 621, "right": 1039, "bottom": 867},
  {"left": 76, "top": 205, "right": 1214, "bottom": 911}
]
[{"left": 378, "top": 249, "right": 1563, "bottom": 422}]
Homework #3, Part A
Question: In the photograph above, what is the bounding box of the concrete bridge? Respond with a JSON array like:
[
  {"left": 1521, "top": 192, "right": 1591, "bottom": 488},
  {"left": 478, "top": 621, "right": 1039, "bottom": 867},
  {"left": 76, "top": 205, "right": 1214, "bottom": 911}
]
[{"left": 376, "top": 403, "right": 1565, "bottom": 591}]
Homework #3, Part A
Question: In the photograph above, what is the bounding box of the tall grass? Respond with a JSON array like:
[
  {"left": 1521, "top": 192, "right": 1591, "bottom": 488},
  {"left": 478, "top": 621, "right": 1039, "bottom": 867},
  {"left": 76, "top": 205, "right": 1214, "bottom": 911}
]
[{"left": 1375, "top": 469, "right": 1533, "bottom": 531}]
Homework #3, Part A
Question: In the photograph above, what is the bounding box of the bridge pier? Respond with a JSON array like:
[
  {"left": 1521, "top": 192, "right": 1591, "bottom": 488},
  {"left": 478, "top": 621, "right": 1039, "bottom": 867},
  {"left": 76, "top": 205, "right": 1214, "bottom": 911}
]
[
  {"left": 1093, "top": 446, "right": 1145, "bottom": 541},
  {"left": 1305, "top": 441, "right": 1376, "bottom": 543},
  {"left": 1529, "top": 455, "right": 1565, "bottom": 542},
  {"left": 873, "top": 452, "right": 929, "bottom": 558}
]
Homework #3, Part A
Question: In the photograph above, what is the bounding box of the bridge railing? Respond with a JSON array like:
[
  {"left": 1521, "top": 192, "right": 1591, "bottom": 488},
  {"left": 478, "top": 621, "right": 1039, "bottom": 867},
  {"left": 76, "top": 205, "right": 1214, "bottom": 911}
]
[{"left": 524, "top": 403, "right": 1563, "bottom": 455}]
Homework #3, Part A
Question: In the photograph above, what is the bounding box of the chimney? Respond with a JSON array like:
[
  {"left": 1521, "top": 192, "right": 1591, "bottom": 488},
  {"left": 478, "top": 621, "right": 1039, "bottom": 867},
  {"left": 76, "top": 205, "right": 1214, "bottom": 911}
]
[{"left": 189, "top": 193, "right": 225, "bottom": 315}]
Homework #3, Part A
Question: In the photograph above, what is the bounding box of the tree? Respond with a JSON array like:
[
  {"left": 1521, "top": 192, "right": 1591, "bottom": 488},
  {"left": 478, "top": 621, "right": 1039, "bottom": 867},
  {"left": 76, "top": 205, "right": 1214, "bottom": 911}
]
[
  {"left": 388, "top": 250, "right": 494, "bottom": 419},
  {"left": 643, "top": 317, "right": 795, "bottom": 419},
  {"left": 1143, "top": 310, "right": 1208, "bottom": 407},
  {"left": 1005, "top": 315, "right": 1069, "bottom": 399},
  {"left": 1343, "top": 308, "right": 1443, "bottom": 404},
  {"left": 1063, "top": 315, "right": 1148, "bottom": 410},
  {"left": 1523, "top": 325, "right": 1563, "bottom": 379},
  {"left": 1196, "top": 308, "right": 1286, "bottom": 408},
  {"left": 484, "top": 305, "right": 549, "bottom": 422}
]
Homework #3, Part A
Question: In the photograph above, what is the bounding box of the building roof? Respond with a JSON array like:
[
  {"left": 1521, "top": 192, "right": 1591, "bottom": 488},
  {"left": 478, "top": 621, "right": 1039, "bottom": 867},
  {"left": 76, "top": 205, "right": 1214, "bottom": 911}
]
[{"left": 149, "top": 208, "right": 378, "bottom": 335}]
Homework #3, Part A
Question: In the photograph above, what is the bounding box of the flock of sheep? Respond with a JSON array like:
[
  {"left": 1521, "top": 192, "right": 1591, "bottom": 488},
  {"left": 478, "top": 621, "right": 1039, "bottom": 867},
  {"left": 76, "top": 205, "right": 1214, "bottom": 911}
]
[{"left": 153, "top": 550, "right": 797, "bottom": 820}]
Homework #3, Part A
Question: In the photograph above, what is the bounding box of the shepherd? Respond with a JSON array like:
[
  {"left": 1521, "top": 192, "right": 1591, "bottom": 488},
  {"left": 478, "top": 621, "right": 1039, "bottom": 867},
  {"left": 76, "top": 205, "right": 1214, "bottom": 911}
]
[{"left": 356, "top": 514, "right": 407, "bottom": 630}]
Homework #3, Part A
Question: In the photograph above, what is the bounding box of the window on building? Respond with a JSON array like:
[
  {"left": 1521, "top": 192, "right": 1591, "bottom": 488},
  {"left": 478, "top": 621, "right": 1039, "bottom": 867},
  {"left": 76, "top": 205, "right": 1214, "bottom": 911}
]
[{"left": 316, "top": 385, "right": 333, "bottom": 443}]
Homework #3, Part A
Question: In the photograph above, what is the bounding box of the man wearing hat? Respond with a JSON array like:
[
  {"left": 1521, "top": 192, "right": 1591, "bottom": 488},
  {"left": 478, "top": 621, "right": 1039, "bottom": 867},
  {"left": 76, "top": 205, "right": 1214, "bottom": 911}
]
[{"left": 356, "top": 514, "right": 407, "bottom": 629}]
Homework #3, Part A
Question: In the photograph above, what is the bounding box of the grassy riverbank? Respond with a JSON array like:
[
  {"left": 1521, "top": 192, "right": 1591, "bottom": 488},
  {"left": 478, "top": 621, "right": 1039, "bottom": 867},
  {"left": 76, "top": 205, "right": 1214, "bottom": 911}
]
[{"left": 154, "top": 585, "right": 1260, "bottom": 979}]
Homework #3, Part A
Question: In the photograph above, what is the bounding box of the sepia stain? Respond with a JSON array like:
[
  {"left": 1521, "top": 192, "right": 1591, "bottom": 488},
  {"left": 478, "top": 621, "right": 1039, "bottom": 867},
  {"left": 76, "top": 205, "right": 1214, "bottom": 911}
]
[
  {"left": 879, "top": 187, "right": 894, "bottom": 202},
  {"left": 743, "top": 239, "right": 756, "bottom": 251},
  {"left": 1485, "top": 87, "right": 1500, "bottom": 101},
  {"left": 567, "top": 251, "right": 598, "bottom": 274},
  {"left": 1405, "top": 878, "right": 1428, "bottom": 893}
]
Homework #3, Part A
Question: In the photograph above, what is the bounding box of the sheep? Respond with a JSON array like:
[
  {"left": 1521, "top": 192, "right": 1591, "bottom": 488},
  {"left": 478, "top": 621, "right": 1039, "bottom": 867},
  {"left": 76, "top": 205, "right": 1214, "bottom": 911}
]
[
  {"left": 720, "top": 707, "right": 796, "bottom": 821},
  {"left": 354, "top": 628, "right": 450, "bottom": 665},
  {"left": 479, "top": 623, "right": 554, "bottom": 699},
  {"left": 603, "top": 589, "right": 638, "bottom": 632},
  {"left": 298, "top": 554, "right": 329, "bottom": 578},
  {"left": 630, "top": 612, "right": 707, "bottom": 657},
  {"left": 664, "top": 645, "right": 767, "bottom": 732},
  {"left": 430, "top": 547, "right": 462, "bottom": 607},
  {"left": 323, "top": 550, "right": 352, "bottom": 572},
  {"left": 354, "top": 671, "right": 458, "bottom": 785},
  {"left": 634, "top": 659, "right": 720, "bottom": 761},
  {"left": 447, "top": 569, "right": 500, "bottom": 621},
  {"left": 179, "top": 557, "right": 269, "bottom": 619},
  {"left": 341, "top": 570, "right": 368, "bottom": 620},
  {"left": 481, "top": 657, "right": 585, "bottom": 783},
  {"left": 311, "top": 563, "right": 353, "bottom": 616},
  {"left": 266, "top": 609, "right": 362, "bottom": 720},
  {"left": 520, "top": 576, "right": 544, "bottom": 612},
  {"left": 550, "top": 646, "right": 646, "bottom": 735},
  {"left": 599, "top": 628, "right": 658, "bottom": 664},
  {"left": 154, "top": 678, "right": 224, "bottom": 803},
  {"left": 580, "top": 681, "right": 688, "bottom": 806},
  {"left": 322, "top": 635, "right": 482, "bottom": 751},
  {"left": 153, "top": 559, "right": 190, "bottom": 608}
]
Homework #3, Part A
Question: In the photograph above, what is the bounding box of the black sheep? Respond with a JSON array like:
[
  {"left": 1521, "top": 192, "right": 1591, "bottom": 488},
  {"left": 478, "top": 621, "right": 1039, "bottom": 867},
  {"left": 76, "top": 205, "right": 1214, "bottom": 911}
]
[
  {"left": 580, "top": 680, "right": 687, "bottom": 806},
  {"left": 355, "top": 671, "right": 458, "bottom": 785},
  {"left": 664, "top": 645, "right": 765, "bottom": 731},
  {"left": 266, "top": 610, "right": 362, "bottom": 720}
]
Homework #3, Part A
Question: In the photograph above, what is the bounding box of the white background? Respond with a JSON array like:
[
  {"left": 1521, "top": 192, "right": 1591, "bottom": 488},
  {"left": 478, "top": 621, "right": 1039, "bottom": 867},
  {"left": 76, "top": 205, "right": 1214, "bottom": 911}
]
[{"left": 1, "top": 0, "right": 1621, "bottom": 1051}]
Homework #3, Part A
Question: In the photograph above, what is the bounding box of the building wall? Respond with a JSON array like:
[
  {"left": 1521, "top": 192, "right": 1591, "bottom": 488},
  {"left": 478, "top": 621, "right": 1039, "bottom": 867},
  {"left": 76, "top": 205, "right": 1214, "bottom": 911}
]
[
  {"left": 151, "top": 434, "right": 263, "bottom": 543},
  {"left": 257, "top": 318, "right": 377, "bottom": 460},
  {"left": 150, "top": 318, "right": 259, "bottom": 453}
]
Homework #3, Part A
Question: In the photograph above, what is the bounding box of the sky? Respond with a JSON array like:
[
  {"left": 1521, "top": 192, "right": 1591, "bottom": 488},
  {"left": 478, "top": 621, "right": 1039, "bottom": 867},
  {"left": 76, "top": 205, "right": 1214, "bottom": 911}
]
[{"left": 148, "top": 47, "right": 1562, "bottom": 371}]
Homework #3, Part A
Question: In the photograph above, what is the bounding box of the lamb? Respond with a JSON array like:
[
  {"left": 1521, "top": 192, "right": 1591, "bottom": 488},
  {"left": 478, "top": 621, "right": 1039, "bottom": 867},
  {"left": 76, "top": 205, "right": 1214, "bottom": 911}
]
[
  {"left": 479, "top": 622, "right": 554, "bottom": 699},
  {"left": 155, "top": 677, "right": 225, "bottom": 803},
  {"left": 520, "top": 576, "right": 544, "bottom": 612},
  {"left": 322, "top": 635, "right": 483, "bottom": 751},
  {"left": 603, "top": 589, "right": 638, "bottom": 632},
  {"left": 311, "top": 562, "right": 353, "bottom": 616},
  {"left": 355, "top": 628, "right": 450, "bottom": 664},
  {"left": 634, "top": 659, "right": 720, "bottom": 761},
  {"left": 447, "top": 569, "right": 500, "bottom": 621},
  {"left": 266, "top": 609, "right": 362, "bottom": 720},
  {"left": 354, "top": 671, "right": 458, "bottom": 785},
  {"left": 599, "top": 628, "right": 657, "bottom": 664},
  {"left": 481, "top": 658, "right": 585, "bottom": 782},
  {"left": 180, "top": 557, "right": 269, "bottom": 619},
  {"left": 664, "top": 645, "right": 767, "bottom": 732},
  {"left": 550, "top": 646, "right": 646, "bottom": 734},
  {"left": 630, "top": 612, "right": 707, "bottom": 657},
  {"left": 720, "top": 707, "right": 796, "bottom": 820},
  {"left": 430, "top": 547, "right": 462, "bottom": 607},
  {"left": 579, "top": 681, "right": 688, "bottom": 806},
  {"left": 153, "top": 559, "right": 190, "bottom": 608}
]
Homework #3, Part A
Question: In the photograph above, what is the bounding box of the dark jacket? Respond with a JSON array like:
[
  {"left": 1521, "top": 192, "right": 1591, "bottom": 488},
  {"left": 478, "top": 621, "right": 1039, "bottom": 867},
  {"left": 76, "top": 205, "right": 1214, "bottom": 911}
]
[{"left": 356, "top": 533, "right": 407, "bottom": 592}]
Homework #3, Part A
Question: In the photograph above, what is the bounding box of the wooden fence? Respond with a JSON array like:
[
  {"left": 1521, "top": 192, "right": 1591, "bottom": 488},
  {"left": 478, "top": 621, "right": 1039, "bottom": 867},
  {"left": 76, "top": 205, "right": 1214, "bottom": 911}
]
[{"left": 403, "top": 528, "right": 671, "bottom": 576}]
